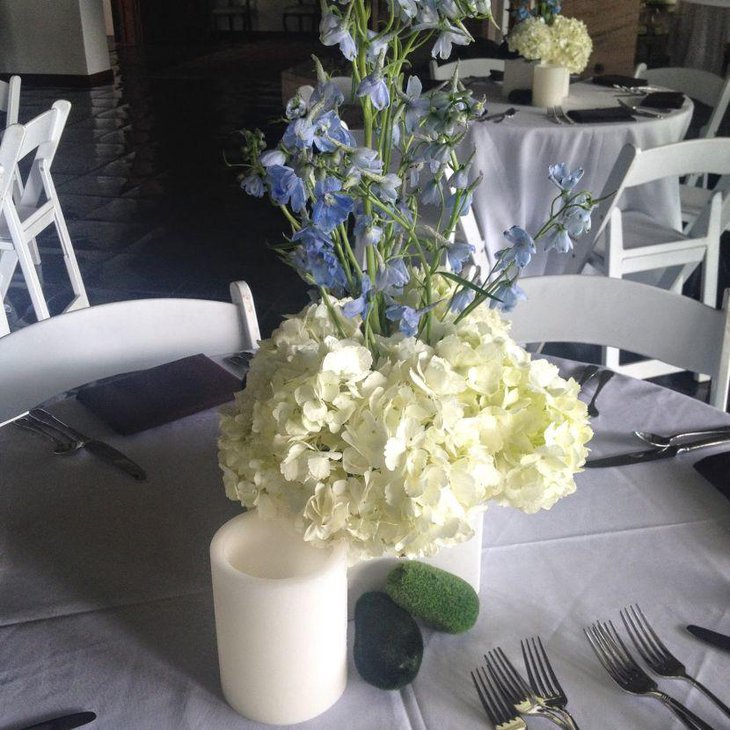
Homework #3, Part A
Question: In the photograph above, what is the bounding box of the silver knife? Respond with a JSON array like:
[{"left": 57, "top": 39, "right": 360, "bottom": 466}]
[
  {"left": 585, "top": 433, "right": 730, "bottom": 468},
  {"left": 20, "top": 710, "right": 96, "bottom": 730},
  {"left": 30, "top": 408, "right": 147, "bottom": 481},
  {"left": 687, "top": 624, "right": 730, "bottom": 654}
]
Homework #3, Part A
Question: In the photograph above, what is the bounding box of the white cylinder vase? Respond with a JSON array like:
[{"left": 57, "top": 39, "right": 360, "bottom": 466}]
[
  {"left": 347, "top": 512, "right": 484, "bottom": 618},
  {"left": 532, "top": 62, "right": 570, "bottom": 108},
  {"left": 210, "top": 511, "right": 348, "bottom": 725}
]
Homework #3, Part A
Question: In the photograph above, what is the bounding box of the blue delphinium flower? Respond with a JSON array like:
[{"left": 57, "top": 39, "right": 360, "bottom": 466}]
[
  {"left": 450, "top": 286, "right": 475, "bottom": 313},
  {"left": 496, "top": 226, "right": 536, "bottom": 270},
  {"left": 561, "top": 193, "right": 594, "bottom": 236},
  {"left": 342, "top": 274, "right": 372, "bottom": 318},
  {"left": 385, "top": 300, "right": 438, "bottom": 337},
  {"left": 260, "top": 150, "right": 286, "bottom": 167},
  {"left": 391, "top": 0, "right": 419, "bottom": 21},
  {"left": 319, "top": 13, "right": 357, "bottom": 61},
  {"left": 402, "top": 76, "right": 430, "bottom": 133},
  {"left": 489, "top": 281, "right": 527, "bottom": 312},
  {"left": 432, "top": 28, "right": 470, "bottom": 60},
  {"left": 445, "top": 190, "right": 473, "bottom": 218},
  {"left": 313, "top": 110, "right": 355, "bottom": 152},
  {"left": 420, "top": 179, "right": 441, "bottom": 206},
  {"left": 291, "top": 227, "right": 348, "bottom": 293},
  {"left": 446, "top": 241, "right": 474, "bottom": 274},
  {"left": 357, "top": 73, "right": 390, "bottom": 110},
  {"left": 267, "top": 165, "right": 307, "bottom": 212},
  {"left": 548, "top": 163, "right": 584, "bottom": 193},
  {"left": 543, "top": 225, "right": 573, "bottom": 253},
  {"left": 282, "top": 118, "right": 315, "bottom": 151},
  {"left": 241, "top": 173, "right": 265, "bottom": 197},
  {"left": 354, "top": 214, "right": 383, "bottom": 248},
  {"left": 371, "top": 173, "right": 401, "bottom": 204},
  {"left": 367, "top": 30, "right": 393, "bottom": 63},
  {"left": 286, "top": 93, "right": 308, "bottom": 120},
  {"left": 312, "top": 177, "right": 354, "bottom": 232},
  {"left": 309, "top": 80, "right": 345, "bottom": 111},
  {"left": 375, "top": 257, "right": 410, "bottom": 293}
]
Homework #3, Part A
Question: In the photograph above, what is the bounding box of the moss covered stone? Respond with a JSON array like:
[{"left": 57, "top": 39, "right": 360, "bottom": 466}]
[
  {"left": 353, "top": 591, "right": 423, "bottom": 690},
  {"left": 385, "top": 561, "right": 479, "bottom": 633}
]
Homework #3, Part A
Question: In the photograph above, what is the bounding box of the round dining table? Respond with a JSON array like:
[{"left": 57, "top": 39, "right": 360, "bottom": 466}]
[
  {"left": 462, "top": 80, "right": 694, "bottom": 276},
  {"left": 1, "top": 357, "right": 729, "bottom": 729}
]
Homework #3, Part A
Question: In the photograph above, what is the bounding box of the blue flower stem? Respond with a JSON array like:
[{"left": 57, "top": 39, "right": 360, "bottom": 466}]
[
  {"left": 337, "top": 223, "right": 363, "bottom": 276},
  {"left": 279, "top": 204, "right": 301, "bottom": 231}
]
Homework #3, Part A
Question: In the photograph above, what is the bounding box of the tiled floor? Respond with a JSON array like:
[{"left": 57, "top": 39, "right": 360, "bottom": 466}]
[{"left": 3, "top": 36, "right": 728, "bottom": 408}]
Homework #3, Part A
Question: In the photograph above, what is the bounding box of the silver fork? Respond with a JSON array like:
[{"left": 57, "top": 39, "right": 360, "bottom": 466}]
[
  {"left": 634, "top": 426, "right": 730, "bottom": 448},
  {"left": 586, "top": 369, "right": 615, "bottom": 417},
  {"left": 621, "top": 605, "right": 730, "bottom": 719},
  {"left": 555, "top": 105, "right": 575, "bottom": 125},
  {"left": 471, "top": 665, "right": 527, "bottom": 729},
  {"left": 484, "top": 647, "right": 573, "bottom": 728},
  {"left": 13, "top": 415, "right": 76, "bottom": 453},
  {"left": 547, "top": 107, "right": 563, "bottom": 125},
  {"left": 575, "top": 364, "right": 599, "bottom": 389},
  {"left": 584, "top": 620, "right": 715, "bottom": 730},
  {"left": 521, "top": 637, "right": 581, "bottom": 729}
]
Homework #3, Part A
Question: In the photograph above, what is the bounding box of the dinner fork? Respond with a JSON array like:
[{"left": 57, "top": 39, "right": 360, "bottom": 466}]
[
  {"left": 555, "top": 106, "right": 575, "bottom": 125},
  {"left": 621, "top": 605, "right": 730, "bottom": 719},
  {"left": 471, "top": 665, "right": 527, "bottom": 729},
  {"left": 547, "top": 107, "right": 564, "bottom": 125},
  {"left": 584, "top": 620, "right": 715, "bottom": 730},
  {"left": 521, "top": 637, "right": 581, "bottom": 729},
  {"left": 484, "top": 647, "right": 573, "bottom": 727},
  {"left": 634, "top": 426, "right": 730, "bottom": 448},
  {"left": 586, "top": 369, "right": 614, "bottom": 417}
]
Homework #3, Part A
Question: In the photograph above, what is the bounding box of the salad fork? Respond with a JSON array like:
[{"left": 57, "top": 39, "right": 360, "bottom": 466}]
[
  {"left": 621, "top": 605, "right": 730, "bottom": 719},
  {"left": 484, "top": 647, "right": 573, "bottom": 727},
  {"left": 547, "top": 107, "right": 563, "bottom": 125},
  {"left": 634, "top": 426, "right": 730, "bottom": 448},
  {"left": 584, "top": 620, "right": 715, "bottom": 730},
  {"left": 471, "top": 665, "right": 526, "bottom": 729},
  {"left": 555, "top": 105, "right": 575, "bottom": 125},
  {"left": 521, "top": 637, "right": 581, "bottom": 729}
]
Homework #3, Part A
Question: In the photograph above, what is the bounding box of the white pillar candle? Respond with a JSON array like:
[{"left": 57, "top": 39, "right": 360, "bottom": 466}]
[
  {"left": 532, "top": 62, "right": 569, "bottom": 108},
  {"left": 210, "top": 511, "right": 348, "bottom": 725}
]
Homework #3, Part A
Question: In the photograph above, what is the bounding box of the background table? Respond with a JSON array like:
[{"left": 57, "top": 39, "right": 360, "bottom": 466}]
[
  {"left": 463, "top": 81, "right": 693, "bottom": 276},
  {"left": 1, "top": 359, "right": 729, "bottom": 729}
]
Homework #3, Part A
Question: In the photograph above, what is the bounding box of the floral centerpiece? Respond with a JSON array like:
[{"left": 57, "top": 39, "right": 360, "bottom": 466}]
[
  {"left": 507, "top": 0, "right": 593, "bottom": 75},
  {"left": 219, "top": 0, "right": 595, "bottom": 563}
]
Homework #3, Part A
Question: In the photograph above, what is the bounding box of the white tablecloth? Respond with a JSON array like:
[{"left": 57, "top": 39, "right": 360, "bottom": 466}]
[
  {"left": 1, "top": 359, "right": 729, "bottom": 729},
  {"left": 463, "top": 82, "right": 693, "bottom": 275}
]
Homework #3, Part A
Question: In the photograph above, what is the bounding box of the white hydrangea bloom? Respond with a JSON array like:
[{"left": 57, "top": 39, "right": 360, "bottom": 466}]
[
  {"left": 219, "top": 293, "right": 592, "bottom": 561},
  {"left": 508, "top": 15, "right": 592, "bottom": 75}
]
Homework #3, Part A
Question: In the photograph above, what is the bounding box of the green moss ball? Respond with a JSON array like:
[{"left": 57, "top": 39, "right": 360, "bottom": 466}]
[
  {"left": 353, "top": 591, "right": 423, "bottom": 690},
  {"left": 385, "top": 561, "right": 480, "bottom": 633}
]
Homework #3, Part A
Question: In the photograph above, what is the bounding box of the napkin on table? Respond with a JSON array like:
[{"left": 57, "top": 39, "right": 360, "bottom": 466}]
[
  {"left": 640, "top": 91, "right": 685, "bottom": 110},
  {"left": 77, "top": 353, "right": 245, "bottom": 434},
  {"left": 693, "top": 452, "right": 730, "bottom": 499},
  {"left": 567, "top": 106, "right": 635, "bottom": 124}
]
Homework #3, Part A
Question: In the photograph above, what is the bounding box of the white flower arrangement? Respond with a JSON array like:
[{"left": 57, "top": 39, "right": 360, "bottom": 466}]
[
  {"left": 219, "top": 282, "right": 592, "bottom": 562},
  {"left": 508, "top": 15, "right": 593, "bottom": 75}
]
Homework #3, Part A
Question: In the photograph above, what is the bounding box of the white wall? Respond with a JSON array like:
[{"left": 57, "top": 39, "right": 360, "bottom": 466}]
[{"left": 0, "top": 0, "right": 111, "bottom": 76}]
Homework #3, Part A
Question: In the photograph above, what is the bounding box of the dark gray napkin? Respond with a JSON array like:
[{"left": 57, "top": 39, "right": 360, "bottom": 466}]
[
  {"left": 567, "top": 106, "right": 635, "bottom": 124},
  {"left": 693, "top": 451, "right": 730, "bottom": 499},
  {"left": 77, "top": 354, "right": 244, "bottom": 434},
  {"left": 640, "top": 91, "right": 685, "bottom": 110}
]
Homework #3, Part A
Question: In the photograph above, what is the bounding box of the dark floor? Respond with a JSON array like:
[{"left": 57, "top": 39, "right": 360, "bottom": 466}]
[{"left": 3, "top": 36, "right": 727, "bottom": 409}]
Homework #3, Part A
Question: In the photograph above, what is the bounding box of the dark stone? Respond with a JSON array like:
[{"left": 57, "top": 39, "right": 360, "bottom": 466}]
[{"left": 353, "top": 591, "right": 423, "bottom": 690}]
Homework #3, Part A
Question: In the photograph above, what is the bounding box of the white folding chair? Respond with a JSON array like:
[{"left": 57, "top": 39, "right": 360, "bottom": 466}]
[
  {"left": 635, "top": 64, "right": 730, "bottom": 140},
  {"left": 0, "top": 281, "right": 261, "bottom": 424},
  {"left": 0, "top": 75, "right": 20, "bottom": 127},
  {"left": 505, "top": 275, "right": 730, "bottom": 411},
  {"left": 0, "top": 100, "right": 89, "bottom": 330},
  {"left": 566, "top": 138, "right": 730, "bottom": 378},
  {"left": 430, "top": 57, "right": 505, "bottom": 81},
  {"left": 635, "top": 64, "right": 730, "bottom": 218}
]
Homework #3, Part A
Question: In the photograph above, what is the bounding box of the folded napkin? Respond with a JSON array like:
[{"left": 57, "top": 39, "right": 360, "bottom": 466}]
[
  {"left": 640, "top": 91, "right": 685, "bottom": 110},
  {"left": 507, "top": 89, "right": 532, "bottom": 105},
  {"left": 567, "top": 106, "right": 635, "bottom": 124},
  {"left": 592, "top": 74, "right": 648, "bottom": 88},
  {"left": 693, "top": 451, "right": 730, "bottom": 499},
  {"left": 77, "top": 354, "right": 245, "bottom": 434}
]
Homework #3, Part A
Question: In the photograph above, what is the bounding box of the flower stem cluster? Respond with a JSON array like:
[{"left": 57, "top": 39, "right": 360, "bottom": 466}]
[{"left": 233, "top": 0, "right": 596, "bottom": 352}]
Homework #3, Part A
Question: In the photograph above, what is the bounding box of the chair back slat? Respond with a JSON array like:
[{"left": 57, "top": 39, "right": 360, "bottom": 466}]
[{"left": 0, "top": 75, "right": 21, "bottom": 126}]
